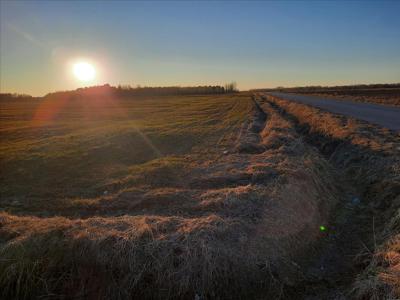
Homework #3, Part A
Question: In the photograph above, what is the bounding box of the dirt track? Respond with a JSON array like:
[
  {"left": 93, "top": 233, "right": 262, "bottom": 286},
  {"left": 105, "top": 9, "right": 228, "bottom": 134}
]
[{"left": 267, "top": 92, "right": 400, "bottom": 131}]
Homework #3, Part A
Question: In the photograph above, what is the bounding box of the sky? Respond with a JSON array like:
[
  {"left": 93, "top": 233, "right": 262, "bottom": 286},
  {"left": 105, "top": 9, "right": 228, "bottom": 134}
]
[{"left": 1, "top": 1, "right": 400, "bottom": 96}]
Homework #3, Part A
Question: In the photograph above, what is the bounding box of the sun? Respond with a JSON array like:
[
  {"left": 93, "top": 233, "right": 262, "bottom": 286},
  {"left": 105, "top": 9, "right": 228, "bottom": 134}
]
[{"left": 73, "top": 62, "right": 96, "bottom": 82}]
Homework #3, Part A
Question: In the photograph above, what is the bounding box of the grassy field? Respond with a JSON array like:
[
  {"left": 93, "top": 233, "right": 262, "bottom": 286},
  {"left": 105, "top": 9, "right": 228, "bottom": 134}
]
[
  {"left": 298, "top": 88, "right": 400, "bottom": 106},
  {"left": 1, "top": 94, "right": 251, "bottom": 214},
  {"left": 1, "top": 92, "right": 399, "bottom": 299},
  {"left": 259, "top": 84, "right": 400, "bottom": 106},
  {"left": 1, "top": 92, "right": 342, "bottom": 299}
]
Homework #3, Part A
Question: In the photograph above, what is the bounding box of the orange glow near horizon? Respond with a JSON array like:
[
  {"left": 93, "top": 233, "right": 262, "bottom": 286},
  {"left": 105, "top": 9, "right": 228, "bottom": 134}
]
[
  {"left": 32, "top": 88, "right": 123, "bottom": 126},
  {"left": 30, "top": 89, "right": 163, "bottom": 157}
]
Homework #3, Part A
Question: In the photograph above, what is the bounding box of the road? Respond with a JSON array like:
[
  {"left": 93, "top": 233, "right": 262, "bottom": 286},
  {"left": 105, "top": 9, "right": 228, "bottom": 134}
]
[{"left": 267, "top": 92, "right": 400, "bottom": 131}]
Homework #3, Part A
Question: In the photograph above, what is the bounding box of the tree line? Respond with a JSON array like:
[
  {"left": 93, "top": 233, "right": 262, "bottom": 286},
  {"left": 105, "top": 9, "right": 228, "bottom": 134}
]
[
  {"left": 115, "top": 82, "right": 238, "bottom": 96},
  {"left": 0, "top": 93, "right": 37, "bottom": 101},
  {"left": 1, "top": 82, "right": 239, "bottom": 101},
  {"left": 42, "top": 82, "right": 239, "bottom": 100}
]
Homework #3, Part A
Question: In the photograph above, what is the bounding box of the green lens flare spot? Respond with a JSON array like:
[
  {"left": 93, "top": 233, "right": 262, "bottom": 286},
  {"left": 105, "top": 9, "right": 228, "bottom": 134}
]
[{"left": 319, "top": 225, "right": 326, "bottom": 232}]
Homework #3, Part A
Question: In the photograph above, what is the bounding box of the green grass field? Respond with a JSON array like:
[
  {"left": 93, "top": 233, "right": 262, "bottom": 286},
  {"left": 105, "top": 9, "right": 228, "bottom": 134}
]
[{"left": 1, "top": 94, "right": 253, "bottom": 214}]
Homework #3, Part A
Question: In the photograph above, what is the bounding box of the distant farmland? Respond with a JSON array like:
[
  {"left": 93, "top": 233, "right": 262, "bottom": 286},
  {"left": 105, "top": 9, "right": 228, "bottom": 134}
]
[
  {"left": 1, "top": 90, "right": 399, "bottom": 299},
  {"left": 256, "top": 83, "right": 400, "bottom": 106}
]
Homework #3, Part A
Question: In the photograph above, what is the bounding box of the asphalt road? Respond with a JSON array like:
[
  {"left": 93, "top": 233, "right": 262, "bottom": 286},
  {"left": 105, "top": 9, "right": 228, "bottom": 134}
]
[{"left": 267, "top": 92, "right": 400, "bottom": 131}]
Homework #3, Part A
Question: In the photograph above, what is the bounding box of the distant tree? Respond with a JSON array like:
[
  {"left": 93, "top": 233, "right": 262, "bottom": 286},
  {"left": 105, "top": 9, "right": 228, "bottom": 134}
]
[{"left": 224, "top": 82, "right": 238, "bottom": 93}]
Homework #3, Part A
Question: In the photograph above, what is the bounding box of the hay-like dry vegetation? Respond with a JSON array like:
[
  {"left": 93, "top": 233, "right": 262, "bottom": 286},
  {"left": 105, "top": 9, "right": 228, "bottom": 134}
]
[
  {"left": 265, "top": 93, "right": 400, "bottom": 299},
  {"left": 1, "top": 90, "right": 398, "bottom": 299},
  {"left": 0, "top": 92, "right": 344, "bottom": 299},
  {"left": 257, "top": 84, "right": 400, "bottom": 106}
]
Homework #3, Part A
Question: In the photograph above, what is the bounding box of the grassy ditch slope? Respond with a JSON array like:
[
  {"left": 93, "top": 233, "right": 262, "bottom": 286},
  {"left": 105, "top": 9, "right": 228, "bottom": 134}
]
[
  {"left": 1, "top": 92, "right": 343, "bottom": 299},
  {"left": 264, "top": 93, "right": 400, "bottom": 299}
]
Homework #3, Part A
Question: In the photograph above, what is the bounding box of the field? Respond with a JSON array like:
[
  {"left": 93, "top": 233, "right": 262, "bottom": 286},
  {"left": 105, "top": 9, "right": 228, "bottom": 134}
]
[
  {"left": 260, "top": 84, "right": 400, "bottom": 106},
  {"left": 1, "top": 92, "right": 399, "bottom": 299},
  {"left": 1, "top": 93, "right": 251, "bottom": 214}
]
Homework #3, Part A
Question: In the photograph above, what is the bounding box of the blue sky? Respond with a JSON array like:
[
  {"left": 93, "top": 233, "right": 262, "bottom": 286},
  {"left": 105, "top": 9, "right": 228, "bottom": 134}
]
[{"left": 1, "top": 1, "right": 400, "bottom": 95}]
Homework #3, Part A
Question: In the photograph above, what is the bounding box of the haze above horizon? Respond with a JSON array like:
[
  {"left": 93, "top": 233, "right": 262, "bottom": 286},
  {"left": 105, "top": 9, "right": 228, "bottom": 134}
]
[{"left": 1, "top": 1, "right": 399, "bottom": 96}]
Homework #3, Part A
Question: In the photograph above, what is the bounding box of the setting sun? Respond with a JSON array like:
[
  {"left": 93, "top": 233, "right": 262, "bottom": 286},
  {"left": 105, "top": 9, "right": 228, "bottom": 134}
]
[{"left": 73, "top": 62, "right": 96, "bottom": 82}]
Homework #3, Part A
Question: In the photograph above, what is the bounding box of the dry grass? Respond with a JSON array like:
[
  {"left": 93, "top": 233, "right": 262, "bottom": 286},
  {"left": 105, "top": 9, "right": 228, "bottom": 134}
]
[
  {"left": 265, "top": 93, "right": 400, "bottom": 299},
  {"left": 352, "top": 205, "right": 400, "bottom": 300},
  {"left": 0, "top": 212, "right": 266, "bottom": 299},
  {"left": 298, "top": 89, "right": 400, "bottom": 107},
  {"left": 0, "top": 93, "right": 340, "bottom": 299},
  {"left": 265, "top": 85, "right": 400, "bottom": 106}
]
